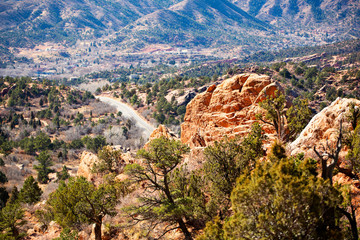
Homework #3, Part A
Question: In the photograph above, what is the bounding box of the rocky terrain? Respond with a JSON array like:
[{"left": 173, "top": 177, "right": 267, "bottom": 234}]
[
  {"left": 0, "top": 71, "right": 355, "bottom": 239},
  {"left": 1, "top": 0, "right": 360, "bottom": 238},
  {"left": 181, "top": 73, "right": 279, "bottom": 147},
  {"left": 289, "top": 97, "right": 360, "bottom": 157}
]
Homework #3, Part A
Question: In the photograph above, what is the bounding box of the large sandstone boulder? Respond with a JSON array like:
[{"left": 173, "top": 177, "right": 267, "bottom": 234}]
[
  {"left": 181, "top": 73, "right": 279, "bottom": 147},
  {"left": 288, "top": 98, "right": 360, "bottom": 222},
  {"left": 288, "top": 97, "right": 360, "bottom": 157},
  {"left": 144, "top": 125, "right": 178, "bottom": 149},
  {"left": 77, "top": 151, "right": 99, "bottom": 181},
  {"left": 148, "top": 124, "right": 177, "bottom": 140}
]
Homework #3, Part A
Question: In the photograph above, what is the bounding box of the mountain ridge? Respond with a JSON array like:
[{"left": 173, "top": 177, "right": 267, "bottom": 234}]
[
  {"left": 170, "top": 0, "right": 270, "bottom": 30},
  {"left": 0, "top": 0, "right": 359, "bottom": 61},
  {"left": 232, "top": 0, "right": 360, "bottom": 38}
]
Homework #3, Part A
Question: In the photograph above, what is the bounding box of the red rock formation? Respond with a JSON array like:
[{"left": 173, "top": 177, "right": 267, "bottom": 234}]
[
  {"left": 144, "top": 124, "right": 178, "bottom": 149},
  {"left": 77, "top": 151, "right": 99, "bottom": 181},
  {"left": 149, "top": 124, "right": 177, "bottom": 140},
  {"left": 181, "top": 73, "right": 279, "bottom": 147}
]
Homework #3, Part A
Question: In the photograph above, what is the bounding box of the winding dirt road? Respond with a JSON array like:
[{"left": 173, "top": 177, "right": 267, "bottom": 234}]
[{"left": 96, "top": 96, "right": 155, "bottom": 138}]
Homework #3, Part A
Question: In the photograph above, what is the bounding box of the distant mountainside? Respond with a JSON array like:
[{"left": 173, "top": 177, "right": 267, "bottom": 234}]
[
  {"left": 0, "top": 0, "right": 183, "bottom": 31},
  {"left": 170, "top": 0, "right": 269, "bottom": 30},
  {"left": 0, "top": 0, "right": 359, "bottom": 57},
  {"left": 232, "top": 0, "right": 360, "bottom": 39},
  {"left": 0, "top": 0, "right": 181, "bottom": 47},
  {"left": 115, "top": 0, "right": 276, "bottom": 51}
]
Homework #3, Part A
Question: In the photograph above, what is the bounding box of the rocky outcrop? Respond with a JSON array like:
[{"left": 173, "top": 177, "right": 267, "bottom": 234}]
[
  {"left": 77, "top": 151, "right": 99, "bottom": 181},
  {"left": 149, "top": 124, "right": 177, "bottom": 140},
  {"left": 144, "top": 125, "right": 178, "bottom": 148},
  {"left": 177, "top": 90, "right": 197, "bottom": 106},
  {"left": 181, "top": 73, "right": 279, "bottom": 147},
  {"left": 288, "top": 98, "right": 360, "bottom": 223},
  {"left": 288, "top": 98, "right": 360, "bottom": 158}
]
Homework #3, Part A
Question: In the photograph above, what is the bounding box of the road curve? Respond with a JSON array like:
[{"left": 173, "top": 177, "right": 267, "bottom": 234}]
[{"left": 96, "top": 96, "right": 155, "bottom": 139}]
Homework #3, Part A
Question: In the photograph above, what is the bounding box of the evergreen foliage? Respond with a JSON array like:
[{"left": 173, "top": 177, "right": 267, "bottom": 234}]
[
  {"left": 203, "top": 123, "right": 266, "bottom": 218},
  {"left": 0, "top": 188, "right": 8, "bottom": 210},
  {"left": 0, "top": 202, "right": 26, "bottom": 239},
  {"left": 56, "top": 166, "right": 70, "bottom": 182},
  {"left": 19, "top": 176, "right": 42, "bottom": 204},
  {"left": 224, "top": 156, "right": 345, "bottom": 239},
  {"left": 92, "top": 146, "right": 123, "bottom": 174},
  {"left": 257, "top": 91, "right": 312, "bottom": 142},
  {"left": 346, "top": 104, "right": 360, "bottom": 175},
  {"left": 81, "top": 136, "right": 107, "bottom": 153},
  {"left": 125, "top": 137, "right": 199, "bottom": 240},
  {"left": 34, "top": 151, "right": 54, "bottom": 184},
  {"left": 0, "top": 165, "right": 8, "bottom": 210},
  {"left": 54, "top": 227, "right": 79, "bottom": 240},
  {"left": 0, "top": 129, "right": 12, "bottom": 156},
  {"left": 196, "top": 216, "right": 224, "bottom": 240},
  {"left": 48, "top": 176, "right": 127, "bottom": 240},
  {"left": 8, "top": 187, "right": 19, "bottom": 205}
]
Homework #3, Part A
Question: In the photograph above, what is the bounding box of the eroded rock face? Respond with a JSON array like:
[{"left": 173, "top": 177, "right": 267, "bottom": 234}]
[
  {"left": 144, "top": 125, "right": 178, "bottom": 149},
  {"left": 181, "top": 73, "right": 279, "bottom": 147},
  {"left": 177, "top": 90, "right": 197, "bottom": 106},
  {"left": 77, "top": 151, "right": 99, "bottom": 181},
  {"left": 288, "top": 98, "right": 360, "bottom": 158},
  {"left": 288, "top": 98, "right": 360, "bottom": 222},
  {"left": 149, "top": 124, "right": 177, "bottom": 140}
]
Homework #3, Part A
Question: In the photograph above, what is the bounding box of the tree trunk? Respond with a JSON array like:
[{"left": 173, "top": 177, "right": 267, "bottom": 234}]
[
  {"left": 177, "top": 218, "right": 193, "bottom": 240},
  {"left": 338, "top": 205, "right": 359, "bottom": 240},
  {"left": 94, "top": 220, "right": 102, "bottom": 240},
  {"left": 12, "top": 227, "right": 19, "bottom": 238},
  {"left": 163, "top": 175, "right": 192, "bottom": 240}
]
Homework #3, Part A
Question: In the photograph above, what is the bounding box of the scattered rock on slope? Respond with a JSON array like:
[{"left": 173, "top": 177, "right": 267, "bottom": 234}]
[{"left": 177, "top": 90, "right": 197, "bottom": 106}]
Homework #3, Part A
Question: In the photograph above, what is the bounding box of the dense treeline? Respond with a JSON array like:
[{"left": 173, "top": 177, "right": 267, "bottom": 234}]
[{"left": 0, "top": 76, "right": 94, "bottom": 108}]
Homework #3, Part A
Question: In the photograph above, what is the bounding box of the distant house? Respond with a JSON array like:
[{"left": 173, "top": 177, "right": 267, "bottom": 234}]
[{"left": 129, "top": 74, "right": 139, "bottom": 80}]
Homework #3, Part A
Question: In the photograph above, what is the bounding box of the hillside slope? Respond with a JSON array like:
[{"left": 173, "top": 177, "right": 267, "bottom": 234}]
[
  {"left": 0, "top": 0, "right": 359, "bottom": 64},
  {"left": 0, "top": 0, "right": 181, "bottom": 47},
  {"left": 170, "top": 0, "right": 269, "bottom": 30},
  {"left": 116, "top": 0, "right": 277, "bottom": 52},
  {"left": 232, "top": 0, "right": 360, "bottom": 39}
]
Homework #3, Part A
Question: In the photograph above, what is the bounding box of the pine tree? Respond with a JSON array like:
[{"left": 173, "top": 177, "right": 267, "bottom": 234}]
[
  {"left": 0, "top": 166, "right": 8, "bottom": 209},
  {"left": 56, "top": 166, "right": 70, "bottom": 182},
  {"left": 19, "top": 176, "right": 42, "bottom": 204},
  {"left": 224, "top": 156, "right": 345, "bottom": 240},
  {"left": 8, "top": 186, "right": 19, "bottom": 204},
  {"left": 0, "top": 202, "right": 26, "bottom": 239},
  {"left": 48, "top": 176, "right": 127, "bottom": 240},
  {"left": 92, "top": 146, "right": 123, "bottom": 174},
  {"left": 125, "top": 137, "right": 197, "bottom": 240},
  {"left": 257, "top": 91, "right": 311, "bottom": 142},
  {"left": 34, "top": 151, "right": 54, "bottom": 184},
  {"left": 203, "top": 123, "right": 265, "bottom": 218}
]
